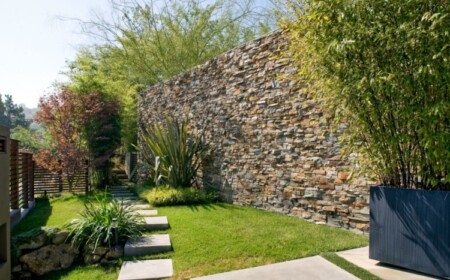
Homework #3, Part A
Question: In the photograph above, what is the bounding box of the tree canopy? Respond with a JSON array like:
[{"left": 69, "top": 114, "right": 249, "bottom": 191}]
[
  {"left": 284, "top": 0, "right": 449, "bottom": 189},
  {"left": 0, "top": 94, "right": 30, "bottom": 128}
]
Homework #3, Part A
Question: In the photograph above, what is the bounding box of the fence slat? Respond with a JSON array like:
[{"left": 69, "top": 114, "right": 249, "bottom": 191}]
[{"left": 9, "top": 140, "right": 19, "bottom": 209}]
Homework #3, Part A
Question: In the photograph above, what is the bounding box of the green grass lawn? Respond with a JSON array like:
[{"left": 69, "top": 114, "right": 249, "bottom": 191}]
[
  {"left": 133, "top": 203, "right": 368, "bottom": 279},
  {"left": 12, "top": 194, "right": 88, "bottom": 236},
  {"left": 14, "top": 196, "right": 369, "bottom": 280}
]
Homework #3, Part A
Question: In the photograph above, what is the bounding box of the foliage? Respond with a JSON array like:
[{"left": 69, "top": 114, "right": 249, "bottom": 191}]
[
  {"left": 11, "top": 125, "right": 52, "bottom": 153},
  {"left": 84, "top": 94, "right": 121, "bottom": 188},
  {"left": 81, "top": 0, "right": 274, "bottom": 85},
  {"left": 284, "top": 0, "right": 450, "bottom": 189},
  {"left": 0, "top": 94, "right": 30, "bottom": 128},
  {"left": 65, "top": 1, "right": 276, "bottom": 152},
  {"left": 137, "top": 116, "right": 209, "bottom": 188},
  {"left": 35, "top": 89, "right": 121, "bottom": 191},
  {"left": 135, "top": 184, "right": 220, "bottom": 206},
  {"left": 65, "top": 194, "right": 142, "bottom": 252},
  {"left": 66, "top": 48, "right": 139, "bottom": 152}
]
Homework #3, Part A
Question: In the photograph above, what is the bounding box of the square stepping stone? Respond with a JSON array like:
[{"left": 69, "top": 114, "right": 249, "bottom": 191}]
[
  {"left": 118, "top": 259, "right": 173, "bottom": 280},
  {"left": 135, "top": 210, "right": 158, "bottom": 216},
  {"left": 141, "top": 216, "right": 169, "bottom": 230},
  {"left": 131, "top": 204, "right": 152, "bottom": 210},
  {"left": 110, "top": 189, "right": 133, "bottom": 193},
  {"left": 112, "top": 193, "right": 135, "bottom": 197},
  {"left": 124, "top": 234, "right": 172, "bottom": 256},
  {"left": 121, "top": 199, "right": 147, "bottom": 205}
]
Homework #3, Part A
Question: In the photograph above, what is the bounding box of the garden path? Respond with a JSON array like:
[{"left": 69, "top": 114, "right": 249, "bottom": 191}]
[{"left": 109, "top": 186, "right": 174, "bottom": 280}]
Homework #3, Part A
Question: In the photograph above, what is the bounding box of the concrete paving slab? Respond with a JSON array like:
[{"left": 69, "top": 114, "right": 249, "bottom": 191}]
[
  {"left": 118, "top": 259, "right": 173, "bottom": 280},
  {"left": 110, "top": 186, "right": 129, "bottom": 190},
  {"left": 124, "top": 234, "right": 172, "bottom": 256},
  {"left": 141, "top": 216, "right": 169, "bottom": 230},
  {"left": 110, "top": 189, "right": 131, "bottom": 193},
  {"left": 109, "top": 191, "right": 135, "bottom": 197},
  {"left": 121, "top": 199, "right": 148, "bottom": 205},
  {"left": 136, "top": 210, "right": 158, "bottom": 216},
  {"left": 192, "top": 256, "right": 359, "bottom": 280},
  {"left": 131, "top": 204, "right": 152, "bottom": 210},
  {"left": 337, "top": 247, "right": 439, "bottom": 280},
  {"left": 112, "top": 193, "right": 137, "bottom": 198}
]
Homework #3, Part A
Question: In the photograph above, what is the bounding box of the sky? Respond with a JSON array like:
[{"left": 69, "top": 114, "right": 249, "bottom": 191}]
[{"left": 0, "top": 0, "right": 111, "bottom": 108}]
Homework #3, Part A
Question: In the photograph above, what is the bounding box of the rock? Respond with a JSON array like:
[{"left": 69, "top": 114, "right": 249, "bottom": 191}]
[
  {"left": 322, "top": 206, "right": 336, "bottom": 212},
  {"left": 18, "top": 233, "right": 47, "bottom": 250},
  {"left": 105, "top": 246, "right": 124, "bottom": 260},
  {"left": 84, "top": 254, "right": 102, "bottom": 264},
  {"left": 52, "top": 231, "right": 69, "bottom": 245},
  {"left": 20, "top": 244, "right": 79, "bottom": 276},
  {"left": 86, "top": 246, "right": 109, "bottom": 256}
]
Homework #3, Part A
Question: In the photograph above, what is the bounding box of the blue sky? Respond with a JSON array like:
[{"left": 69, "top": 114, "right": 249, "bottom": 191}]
[{"left": 0, "top": 0, "right": 110, "bottom": 108}]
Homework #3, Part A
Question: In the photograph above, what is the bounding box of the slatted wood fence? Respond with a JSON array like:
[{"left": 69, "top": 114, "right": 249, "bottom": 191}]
[{"left": 9, "top": 139, "right": 90, "bottom": 210}]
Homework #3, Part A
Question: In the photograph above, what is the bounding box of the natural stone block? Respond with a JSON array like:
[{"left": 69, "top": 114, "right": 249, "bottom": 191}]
[{"left": 20, "top": 244, "right": 78, "bottom": 275}]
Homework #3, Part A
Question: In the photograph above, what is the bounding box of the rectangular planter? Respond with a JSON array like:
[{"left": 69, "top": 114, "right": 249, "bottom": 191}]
[{"left": 370, "top": 186, "right": 450, "bottom": 279}]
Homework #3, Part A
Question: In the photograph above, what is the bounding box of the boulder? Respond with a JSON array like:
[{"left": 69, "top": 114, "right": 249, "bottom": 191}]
[
  {"left": 52, "top": 230, "right": 69, "bottom": 245},
  {"left": 20, "top": 244, "right": 79, "bottom": 276},
  {"left": 18, "top": 232, "right": 47, "bottom": 250}
]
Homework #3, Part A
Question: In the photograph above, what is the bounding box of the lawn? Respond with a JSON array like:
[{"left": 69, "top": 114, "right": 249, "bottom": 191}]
[
  {"left": 14, "top": 196, "right": 369, "bottom": 279},
  {"left": 133, "top": 203, "right": 368, "bottom": 279},
  {"left": 12, "top": 194, "right": 87, "bottom": 236}
]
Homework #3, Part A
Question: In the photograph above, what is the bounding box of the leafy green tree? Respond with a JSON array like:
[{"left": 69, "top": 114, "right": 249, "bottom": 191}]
[
  {"left": 81, "top": 0, "right": 274, "bottom": 84},
  {"left": 284, "top": 0, "right": 449, "bottom": 189},
  {"left": 0, "top": 94, "right": 30, "bottom": 128},
  {"left": 65, "top": 0, "right": 276, "bottom": 152},
  {"left": 11, "top": 126, "right": 52, "bottom": 153}
]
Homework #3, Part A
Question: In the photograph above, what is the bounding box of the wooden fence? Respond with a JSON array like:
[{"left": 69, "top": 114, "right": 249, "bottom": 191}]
[{"left": 9, "top": 139, "right": 90, "bottom": 210}]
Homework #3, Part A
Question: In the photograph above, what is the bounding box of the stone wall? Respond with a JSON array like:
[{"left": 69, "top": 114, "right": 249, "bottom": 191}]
[{"left": 138, "top": 29, "right": 373, "bottom": 234}]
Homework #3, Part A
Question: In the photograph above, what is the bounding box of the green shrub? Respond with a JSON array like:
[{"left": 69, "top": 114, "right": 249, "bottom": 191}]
[
  {"left": 284, "top": 0, "right": 449, "bottom": 189},
  {"left": 137, "top": 115, "right": 209, "bottom": 188},
  {"left": 136, "top": 185, "right": 221, "bottom": 206},
  {"left": 65, "top": 194, "right": 142, "bottom": 252}
]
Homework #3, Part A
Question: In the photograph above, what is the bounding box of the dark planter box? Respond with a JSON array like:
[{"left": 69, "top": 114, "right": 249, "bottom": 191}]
[{"left": 370, "top": 186, "right": 450, "bottom": 278}]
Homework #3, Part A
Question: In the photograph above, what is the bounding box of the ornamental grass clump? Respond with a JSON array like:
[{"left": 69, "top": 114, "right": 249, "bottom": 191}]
[
  {"left": 65, "top": 194, "right": 142, "bottom": 252},
  {"left": 137, "top": 115, "right": 209, "bottom": 188},
  {"left": 284, "top": 0, "right": 449, "bottom": 190}
]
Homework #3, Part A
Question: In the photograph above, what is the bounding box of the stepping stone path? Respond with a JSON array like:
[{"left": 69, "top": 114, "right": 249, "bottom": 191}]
[
  {"left": 124, "top": 234, "right": 172, "bottom": 256},
  {"left": 109, "top": 186, "right": 174, "bottom": 280},
  {"left": 118, "top": 259, "right": 173, "bottom": 280}
]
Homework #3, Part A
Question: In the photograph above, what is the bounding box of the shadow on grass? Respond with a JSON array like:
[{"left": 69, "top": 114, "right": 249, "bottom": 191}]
[{"left": 12, "top": 197, "right": 52, "bottom": 236}]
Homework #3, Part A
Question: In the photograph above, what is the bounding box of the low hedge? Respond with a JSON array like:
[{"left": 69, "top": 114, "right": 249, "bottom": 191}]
[{"left": 135, "top": 185, "right": 221, "bottom": 206}]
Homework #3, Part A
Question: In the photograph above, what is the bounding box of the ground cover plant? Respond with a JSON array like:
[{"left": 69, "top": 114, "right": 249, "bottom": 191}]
[{"left": 135, "top": 184, "right": 220, "bottom": 206}]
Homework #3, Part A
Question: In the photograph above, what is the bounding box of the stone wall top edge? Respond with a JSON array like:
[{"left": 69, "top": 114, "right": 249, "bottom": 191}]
[{"left": 138, "top": 28, "right": 286, "bottom": 98}]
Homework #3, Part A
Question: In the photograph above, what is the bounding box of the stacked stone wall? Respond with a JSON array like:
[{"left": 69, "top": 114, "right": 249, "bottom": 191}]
[{"left": 138, "top": 29, "right": 373, "bottom": 233}]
